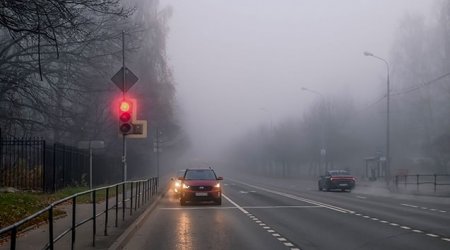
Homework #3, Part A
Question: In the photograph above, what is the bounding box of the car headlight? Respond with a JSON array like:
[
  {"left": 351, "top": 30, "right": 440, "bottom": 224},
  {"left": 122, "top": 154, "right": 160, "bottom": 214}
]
[
  {"left": 175, "top": 181, "right": 181, "bottom": 188},
  {"left": 214, "top": 183, "right": 220, "bottom": 188},
  {"left": 182, "top": 183, "right": 190, "bottom": 189}
]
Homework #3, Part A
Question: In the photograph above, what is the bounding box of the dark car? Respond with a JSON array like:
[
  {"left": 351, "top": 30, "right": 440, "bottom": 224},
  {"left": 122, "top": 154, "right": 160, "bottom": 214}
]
[
  {"left": 318, "top": 170, "right": 356, "bottom": 192},
  {"left": 178, "top": 168, "right": 223, "bottom": 206}
]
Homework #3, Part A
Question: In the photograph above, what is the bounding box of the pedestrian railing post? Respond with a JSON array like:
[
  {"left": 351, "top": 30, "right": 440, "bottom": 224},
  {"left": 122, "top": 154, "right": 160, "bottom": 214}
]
[
  {"left": 122, "top": 183, "right": 125, "bottom": 221},
  {"left": 115, "top": 185, "right": 119, "bottom": 227},
  {"left": 92, "top": 190, "right": 96, "bottom": 247},
  {"left": 71, "top": 197, "right": 76, "bottom": 250},
  {"left": 130, "top": 182, "right": 133, "bottom": 216},
  {"left": 434, "top": 174, "right": 437, "bottom": 193},
  {"left": 416, "top": 174, "right": 419, "bottom": 192},
  {"left": 10, "top": 227, "right": 17, "bottom": 250},
  {"left": 105, "top": 188, "right": 109, "bottom": 236},
  {"left": 49, "top": 206, "right": 54, "bottom": 250}
]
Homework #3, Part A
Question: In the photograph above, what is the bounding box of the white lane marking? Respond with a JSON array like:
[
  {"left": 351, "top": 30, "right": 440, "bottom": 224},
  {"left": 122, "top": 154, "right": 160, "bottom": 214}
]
[
  {"left": 239, "top": 191, "right": 249, "bottom": 194},
  {"left": 442, "top": 238, "right": 450, "bottom": 242},
  {"left": 380, "top": 221, "right": 388, "bottom": 223},
  {"left": 371, "top": 218, "right": 379, "bottom": 221},
  {"left": 223, "top": 194, "right": 249, "bottom": 214},
  {"left": 401, "top": 203, "right": 418, "bottom": 208},
  {"left": 243, "top": 205, "right": 320, "bottom": 209},
  {"left": 160, "top": 206, "right": 237, "bottom": 210},
  {"left": 233, "top": 180, "right": 354, "bottom": 214},
  {"left": 390, "top": 223, "right": 399, "bottom": 226},
  {"left": 401, "top": 203, "right": 447, "bottom": 213},
  {"left": 427, "top": 233, "right": 439, "bottom": 238},
  {"left": 356, "top": 196, "right": 367, "bottom": 199},
  {"left": 401, "top": 226, "right": 411, "bottom": 230},
  {"left": 412, "top": 230, "right": 423, "bottom": 233},
  {"left": 223, "top": 194, "right": 301, "bottom": 249},
  {"left": 285, "top": 242, "right": 294, "bottom": 247}
]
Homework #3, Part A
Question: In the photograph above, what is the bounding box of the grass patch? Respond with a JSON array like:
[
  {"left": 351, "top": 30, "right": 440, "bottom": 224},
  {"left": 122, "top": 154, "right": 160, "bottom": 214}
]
[
  {"left": 0, "top": 186, "right": 90, "bottom": 229},
  {"left": 0, "top": 186, "right": 119, "bottom": 229}
]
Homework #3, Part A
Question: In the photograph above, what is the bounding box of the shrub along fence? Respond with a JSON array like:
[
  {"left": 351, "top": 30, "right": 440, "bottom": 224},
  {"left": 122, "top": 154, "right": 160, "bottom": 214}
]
[{"left": 0, "top": 137, "right": 89, "bottom": 192}]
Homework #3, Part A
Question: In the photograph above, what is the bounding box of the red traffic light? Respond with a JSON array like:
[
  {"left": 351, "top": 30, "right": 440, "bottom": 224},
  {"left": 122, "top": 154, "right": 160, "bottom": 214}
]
[
  {"left": 119, "top": 99, "right": 133, "bottom": 134},
  {"left": 120, "top": 101, "right": 131, "bottom": 112}
]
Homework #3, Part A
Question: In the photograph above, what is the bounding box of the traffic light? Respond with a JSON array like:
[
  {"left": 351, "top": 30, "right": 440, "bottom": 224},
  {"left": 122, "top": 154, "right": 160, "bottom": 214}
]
[{"left": 119, "top": 99, "right": 133, "bottom": 134}]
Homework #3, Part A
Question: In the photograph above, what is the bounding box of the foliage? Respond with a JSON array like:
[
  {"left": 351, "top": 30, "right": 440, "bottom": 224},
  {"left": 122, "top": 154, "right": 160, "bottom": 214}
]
[{"left": 0, "top": 0, "right": 187, "bottom": 182}]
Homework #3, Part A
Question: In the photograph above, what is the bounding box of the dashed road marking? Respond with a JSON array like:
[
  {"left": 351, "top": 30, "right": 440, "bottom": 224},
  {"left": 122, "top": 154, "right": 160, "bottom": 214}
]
[
  {"left": 356, "top": 196, "right": 367, "bottom": 199},
  {"left": 354, "top": 212, "right": 450, "bottom": 244},
  {"left": 401, "top": 203, "right": 447, "bottom": 214},
  {"left": 229, "top": 181, "right": 450, "bottom": 246}
]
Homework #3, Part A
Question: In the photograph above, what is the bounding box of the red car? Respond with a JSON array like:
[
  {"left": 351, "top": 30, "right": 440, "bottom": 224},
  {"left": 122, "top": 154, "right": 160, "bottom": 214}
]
[
  {"left": 318, "top": 170, "right": 356, "bottom": 192},
  {"left": 178, "top": 168, "right": 223, "bottom": 205}
]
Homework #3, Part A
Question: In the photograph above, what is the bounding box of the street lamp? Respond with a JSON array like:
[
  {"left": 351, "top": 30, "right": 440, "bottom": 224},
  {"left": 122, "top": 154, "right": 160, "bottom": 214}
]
[
  {"left": 301, "top": 87, "right": 327, "bottom": 174},
  {"left": 301, "top": 87, "right": 325, "bottom": 99},
  {"left": 364, "top": 51, "right": 391, "bottom": 183}
]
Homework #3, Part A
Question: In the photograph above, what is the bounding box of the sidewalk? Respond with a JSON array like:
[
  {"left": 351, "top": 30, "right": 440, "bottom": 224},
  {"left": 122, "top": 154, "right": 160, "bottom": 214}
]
[{"left": 0, "top": 189, "right": 164, "bottom": 250}]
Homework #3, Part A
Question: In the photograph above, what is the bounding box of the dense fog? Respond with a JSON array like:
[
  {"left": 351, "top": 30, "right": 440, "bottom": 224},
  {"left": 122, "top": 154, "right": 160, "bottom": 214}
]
[{"left": 160, "top": 0, "right": 450, "bottom": 179}]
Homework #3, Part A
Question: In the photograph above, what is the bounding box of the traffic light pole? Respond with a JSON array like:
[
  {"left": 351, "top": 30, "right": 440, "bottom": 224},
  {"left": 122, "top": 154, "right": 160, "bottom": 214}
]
[{"left": 122, "top": 30, "right": 128, "bottom": 183}]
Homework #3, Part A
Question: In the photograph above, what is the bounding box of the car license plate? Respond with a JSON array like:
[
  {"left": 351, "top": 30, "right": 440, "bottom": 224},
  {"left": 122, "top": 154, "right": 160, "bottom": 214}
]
[
  {"left": 195, "top": 192, "right": 208, "bottom": 197},
  {"left": 339, "top": 183, "right": 348, "bottom": 186}
]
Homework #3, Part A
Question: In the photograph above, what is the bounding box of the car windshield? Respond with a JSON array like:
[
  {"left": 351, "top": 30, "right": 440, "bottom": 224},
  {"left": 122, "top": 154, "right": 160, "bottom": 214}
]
[{"left": 184, "top": 169, "right": 217, "bottom": 180}]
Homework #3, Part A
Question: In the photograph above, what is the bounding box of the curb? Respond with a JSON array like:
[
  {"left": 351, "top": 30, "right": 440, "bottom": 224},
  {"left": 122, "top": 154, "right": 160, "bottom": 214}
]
[{"left": 108, "top": 190, "right": 166, "bottom": 250}]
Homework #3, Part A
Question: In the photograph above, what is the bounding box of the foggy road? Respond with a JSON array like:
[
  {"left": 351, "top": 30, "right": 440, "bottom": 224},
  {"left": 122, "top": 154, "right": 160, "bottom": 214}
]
[{"left": 121, "top": 177, "right": 450, "bottom": 250}]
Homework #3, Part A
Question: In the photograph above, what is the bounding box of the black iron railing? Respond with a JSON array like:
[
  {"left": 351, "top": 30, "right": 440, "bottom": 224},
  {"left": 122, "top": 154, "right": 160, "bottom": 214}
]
[
  {"left": 394, "top": 174, "right": 450, "bottom": 192},
  {"left": 0, "top": 177, "right": 158, "bottom": 250}
]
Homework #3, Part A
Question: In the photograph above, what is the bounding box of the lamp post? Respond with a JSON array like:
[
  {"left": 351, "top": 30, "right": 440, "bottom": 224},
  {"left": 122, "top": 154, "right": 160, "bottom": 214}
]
[
  {"left": 301, "top": 87, "right": 327, "bottom": 174},
  {"left": 364, "top": 51, "right": 391, "bottom": 183}
]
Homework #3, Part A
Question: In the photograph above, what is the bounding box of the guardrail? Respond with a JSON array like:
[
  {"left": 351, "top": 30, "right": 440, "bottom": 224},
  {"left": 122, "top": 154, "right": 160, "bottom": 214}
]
[
  {"left": 394, "top": 174, "right": 450, "bottom": 192},
  {"left": 0, "top": 177, "right": 158, "bottom": 250}
]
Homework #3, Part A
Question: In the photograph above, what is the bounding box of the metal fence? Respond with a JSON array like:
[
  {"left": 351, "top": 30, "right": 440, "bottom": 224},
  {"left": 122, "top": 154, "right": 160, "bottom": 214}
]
[
  {"left": 0, "top": 137, "right": 89, "bottom": 192},
  {"left": 394, "top": 174, "right": 450, "bottom": 192},
  {"left": 0, "top": 178, "right": 158, "bottom": 250}
]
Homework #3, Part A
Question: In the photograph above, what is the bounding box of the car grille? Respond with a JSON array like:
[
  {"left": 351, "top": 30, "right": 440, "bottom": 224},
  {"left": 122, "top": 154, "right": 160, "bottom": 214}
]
[{"left": 190, "top": 186, "right": 213, "bottom": 191}]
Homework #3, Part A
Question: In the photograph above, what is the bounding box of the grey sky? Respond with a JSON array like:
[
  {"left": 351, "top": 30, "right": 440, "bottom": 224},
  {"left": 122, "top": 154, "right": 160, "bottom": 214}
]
[{"left": 160, "top": 0, "right": 434, "bottom": 159}]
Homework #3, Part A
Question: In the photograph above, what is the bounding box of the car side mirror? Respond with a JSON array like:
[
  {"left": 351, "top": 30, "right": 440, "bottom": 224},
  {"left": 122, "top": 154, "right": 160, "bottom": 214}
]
[
  {"left": 217, "top": 176, "right": 223, "bottom": 180},
  {"left": 178, "top": 176, "right": 184, "bottom": 180}
]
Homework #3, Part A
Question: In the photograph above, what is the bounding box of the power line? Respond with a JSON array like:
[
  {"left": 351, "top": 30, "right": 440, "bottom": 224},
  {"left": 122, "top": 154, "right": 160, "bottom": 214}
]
[{"left": 391, "top": 72, "right": 450, "bottom": 96}]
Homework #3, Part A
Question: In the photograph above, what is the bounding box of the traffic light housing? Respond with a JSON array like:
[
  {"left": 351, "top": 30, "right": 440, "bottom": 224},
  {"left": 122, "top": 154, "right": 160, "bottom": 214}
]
[
  {"left": 119, "top": 99, "right": 133, "bottom": 134},
  {"left": 117, "top": 98, "right": 147, "bottom": 138}
]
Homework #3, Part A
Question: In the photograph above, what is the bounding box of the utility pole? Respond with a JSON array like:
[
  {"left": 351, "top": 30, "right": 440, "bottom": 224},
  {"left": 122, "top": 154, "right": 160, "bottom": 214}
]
[{"left": 122, "top": 30, "right": 127, "bottom": 183}]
